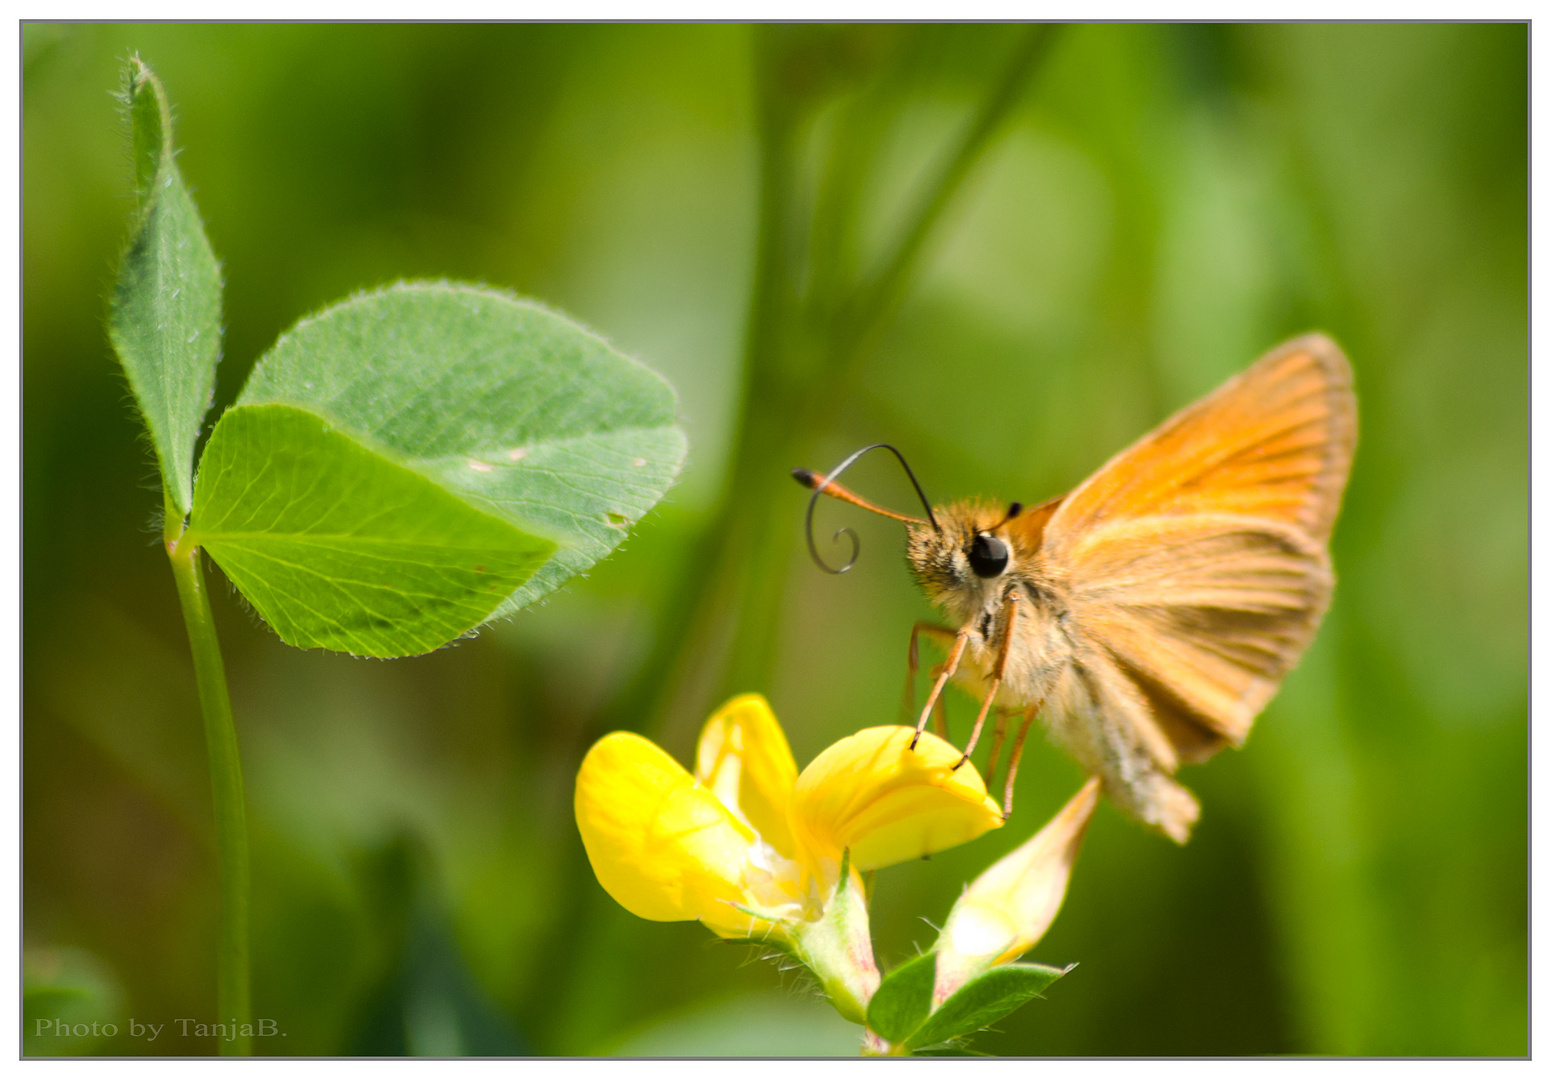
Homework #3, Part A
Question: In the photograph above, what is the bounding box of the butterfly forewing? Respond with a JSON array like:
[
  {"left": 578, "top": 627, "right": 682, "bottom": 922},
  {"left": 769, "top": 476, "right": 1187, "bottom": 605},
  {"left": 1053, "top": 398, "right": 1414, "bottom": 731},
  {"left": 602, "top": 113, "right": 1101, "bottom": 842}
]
[
  {"left": 1041, "top": 335, "right": 1355, "bottom": 765},
  {"left": 1044, "top": 334, "right": 1355, "bottom": 544}
]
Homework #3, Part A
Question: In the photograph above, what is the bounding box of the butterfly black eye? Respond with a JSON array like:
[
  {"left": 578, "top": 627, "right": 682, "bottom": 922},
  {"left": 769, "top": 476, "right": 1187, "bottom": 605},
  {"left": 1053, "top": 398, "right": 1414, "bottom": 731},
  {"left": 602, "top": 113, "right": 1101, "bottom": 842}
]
[{"left": 968, "top": 532, "right": 1009, "bottom": 578}]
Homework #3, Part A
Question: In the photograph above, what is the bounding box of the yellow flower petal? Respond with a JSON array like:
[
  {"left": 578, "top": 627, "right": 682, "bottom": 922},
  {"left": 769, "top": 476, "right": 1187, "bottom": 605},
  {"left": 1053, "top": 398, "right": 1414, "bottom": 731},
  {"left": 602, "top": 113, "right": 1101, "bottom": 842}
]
[
  {"left": 575, "top": 732, "right": 770, "bottom": 936},
  {"left": 790, "top": 726, "right": 1003, "bottom": 873},
  {"left": 935, "top": 777, "right": 1099, "bottom": 1002},
  {"left": 695, "top": 693, "right": 799, "bottom": 858}
]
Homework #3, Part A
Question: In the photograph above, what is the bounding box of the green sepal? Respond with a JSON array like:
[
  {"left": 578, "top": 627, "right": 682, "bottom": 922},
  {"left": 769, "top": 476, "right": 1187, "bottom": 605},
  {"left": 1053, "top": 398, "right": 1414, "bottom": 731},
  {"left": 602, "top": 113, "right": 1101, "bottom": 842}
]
[
  {"left": 721, "top": 903, "right": 800, "bottom": 942},
  {"left": 788, "top": 851, "right": 880, "bottom": 1026},
  {"left": 905, "top": 961, "right": 1073, "bottom": 1051}
]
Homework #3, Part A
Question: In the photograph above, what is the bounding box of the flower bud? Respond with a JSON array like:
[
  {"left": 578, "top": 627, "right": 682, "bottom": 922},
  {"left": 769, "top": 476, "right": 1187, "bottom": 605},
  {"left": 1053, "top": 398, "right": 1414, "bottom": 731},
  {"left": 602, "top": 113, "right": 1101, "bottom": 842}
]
[{"left": 934, "top": 778, "right": 1100, "bottom": 1004}]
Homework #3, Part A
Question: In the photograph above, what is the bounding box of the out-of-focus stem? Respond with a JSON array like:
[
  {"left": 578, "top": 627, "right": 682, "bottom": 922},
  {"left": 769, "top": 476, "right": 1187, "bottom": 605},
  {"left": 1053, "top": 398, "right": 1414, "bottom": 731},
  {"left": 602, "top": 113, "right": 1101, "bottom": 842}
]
[{"left": 825, "top": 24, "right": 1060, "bottom": 403}]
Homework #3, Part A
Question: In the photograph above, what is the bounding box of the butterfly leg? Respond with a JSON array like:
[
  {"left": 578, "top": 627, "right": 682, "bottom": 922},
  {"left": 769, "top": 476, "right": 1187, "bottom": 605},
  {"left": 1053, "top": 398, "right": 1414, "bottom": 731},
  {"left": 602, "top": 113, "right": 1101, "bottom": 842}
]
[
  {"left": 1000, "top": 699, "right": 1043, "bottom": 818},
  {"left": 911, "top": 622, "right": 972, "bottom": 750},
  {"left": 927, "top": 666, "right": 950, "bottom": 736},
  {"left": 982, "top": 707, "right": 1018, "bottom": 791},
  {"left": 913, "top": 662, "right": 953, "bottom": 736},
  {"left": 903, "top": 622, "right": 958, "bottom": 728},
  {"left": 956, "top": 590, "right": 1021, "bottom": 770}
]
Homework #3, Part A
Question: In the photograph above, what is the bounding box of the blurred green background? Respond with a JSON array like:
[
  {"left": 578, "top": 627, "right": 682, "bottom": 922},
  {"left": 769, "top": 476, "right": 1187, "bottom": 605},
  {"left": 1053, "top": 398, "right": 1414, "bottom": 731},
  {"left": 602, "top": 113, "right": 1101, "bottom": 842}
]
[{"left": 23, "top": 23, "right": 1525, "bottom": 1056}]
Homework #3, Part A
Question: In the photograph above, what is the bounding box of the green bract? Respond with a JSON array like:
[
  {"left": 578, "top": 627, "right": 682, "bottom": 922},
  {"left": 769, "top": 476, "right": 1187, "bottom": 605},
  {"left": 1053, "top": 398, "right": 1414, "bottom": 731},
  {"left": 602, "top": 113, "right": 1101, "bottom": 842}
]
[
  {"left": 866, "top": 953, "right": 1071, "bottom": 1053},
  {"left": 864, "top": 952, "right": 936, "bottom": 1044},
  {"left": 910, "top": 962, "right": 1069, "bottom": 1050}
]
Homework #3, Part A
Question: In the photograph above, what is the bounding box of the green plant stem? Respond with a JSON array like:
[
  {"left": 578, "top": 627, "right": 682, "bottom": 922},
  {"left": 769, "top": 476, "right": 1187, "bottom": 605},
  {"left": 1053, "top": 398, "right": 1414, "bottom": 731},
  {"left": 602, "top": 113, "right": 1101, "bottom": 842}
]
[{"left": 167, "top": 512, "right": 251, "bottom": 1056}]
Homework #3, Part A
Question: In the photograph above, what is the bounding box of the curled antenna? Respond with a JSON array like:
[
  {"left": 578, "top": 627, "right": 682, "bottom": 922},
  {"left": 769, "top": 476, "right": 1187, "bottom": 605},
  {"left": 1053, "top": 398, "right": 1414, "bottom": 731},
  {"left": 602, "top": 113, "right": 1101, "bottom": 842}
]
[{"left": 793, "top": 443, "right": 939, "bottom": 574}]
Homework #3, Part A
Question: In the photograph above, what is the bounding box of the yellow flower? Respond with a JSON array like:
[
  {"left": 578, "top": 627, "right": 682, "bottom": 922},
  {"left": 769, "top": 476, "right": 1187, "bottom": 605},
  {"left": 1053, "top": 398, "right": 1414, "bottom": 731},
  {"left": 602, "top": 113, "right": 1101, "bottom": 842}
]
[
  {"left": 575, "top": 694, "right": 1005, "bottom": 942},
  {"left": 933, "top": 777, "right": 1100, "bottom": 1004},
  {"left": 790, "top": 725, "right": 1007, "bottom": 874}
]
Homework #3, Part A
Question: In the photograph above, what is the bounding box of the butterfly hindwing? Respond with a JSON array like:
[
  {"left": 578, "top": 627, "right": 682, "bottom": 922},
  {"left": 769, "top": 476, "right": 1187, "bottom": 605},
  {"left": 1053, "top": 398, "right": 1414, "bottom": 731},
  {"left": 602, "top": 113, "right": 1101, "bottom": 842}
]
[{"left": 1063, "top": 513, "right": 1334, "bottom": 749}]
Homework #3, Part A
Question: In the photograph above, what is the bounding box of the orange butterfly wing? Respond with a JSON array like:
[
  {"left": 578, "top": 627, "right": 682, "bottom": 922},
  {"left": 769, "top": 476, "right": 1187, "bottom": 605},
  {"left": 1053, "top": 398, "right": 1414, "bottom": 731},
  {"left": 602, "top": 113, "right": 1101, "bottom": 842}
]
[{"left": 1042, "top": 334, "right": 1356, "bottom": 761}]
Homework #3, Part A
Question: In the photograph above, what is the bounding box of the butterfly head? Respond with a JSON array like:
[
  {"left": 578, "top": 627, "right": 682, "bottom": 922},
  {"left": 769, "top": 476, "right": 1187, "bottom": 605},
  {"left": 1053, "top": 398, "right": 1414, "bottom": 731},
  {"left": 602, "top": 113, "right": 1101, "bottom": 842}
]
[{"left": 904, "top": 501, "right": 1023, "bottom": 620}]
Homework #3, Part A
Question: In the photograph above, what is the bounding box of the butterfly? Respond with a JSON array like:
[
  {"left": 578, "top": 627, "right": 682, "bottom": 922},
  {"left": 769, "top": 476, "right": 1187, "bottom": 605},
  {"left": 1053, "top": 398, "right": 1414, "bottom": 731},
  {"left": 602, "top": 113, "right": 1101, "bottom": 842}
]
[{"left": 794, "top": 334, "right": 1357, "bottom": 843}]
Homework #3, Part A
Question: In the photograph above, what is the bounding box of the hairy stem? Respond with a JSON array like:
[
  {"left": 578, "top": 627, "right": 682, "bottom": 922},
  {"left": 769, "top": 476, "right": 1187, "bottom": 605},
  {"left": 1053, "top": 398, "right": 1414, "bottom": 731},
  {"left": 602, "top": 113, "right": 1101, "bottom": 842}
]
[{"left": 167, "top": 511, "right": 251, "bottom": 1056}]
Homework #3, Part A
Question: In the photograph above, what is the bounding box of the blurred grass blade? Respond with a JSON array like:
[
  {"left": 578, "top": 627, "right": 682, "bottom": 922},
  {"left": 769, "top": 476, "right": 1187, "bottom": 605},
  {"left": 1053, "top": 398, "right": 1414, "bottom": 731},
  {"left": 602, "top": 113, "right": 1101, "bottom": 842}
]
[
  {"left": 187, "top": 404, "right": 555, "bottom": 657},
  {"left": 236, "top": 282, "right": 687, "bottom": 616},
  {"left": 905, "top": 962, "right": 1069, "bottom": 1050},
  {"left": 839, "top": 24, "right": 1060, "bottom": 356},
  {"left": 107, "top": 56, "right": 222, "bottom": 518},
  {"left": 864, "top": 951, "right": 936, "bottom": 1045}
]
